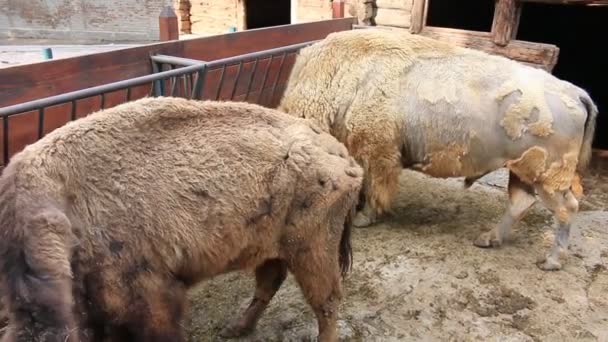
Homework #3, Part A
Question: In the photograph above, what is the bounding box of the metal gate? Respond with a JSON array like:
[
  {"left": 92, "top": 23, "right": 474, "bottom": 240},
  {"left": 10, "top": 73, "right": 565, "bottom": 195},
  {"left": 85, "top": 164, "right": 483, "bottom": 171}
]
[{"left": 0, "top": 40, "right": 317, "bottom": 168}]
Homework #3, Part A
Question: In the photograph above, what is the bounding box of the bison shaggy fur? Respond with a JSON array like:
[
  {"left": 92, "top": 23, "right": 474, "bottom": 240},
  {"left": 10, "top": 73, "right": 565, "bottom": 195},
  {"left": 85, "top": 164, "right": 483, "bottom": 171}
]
[
  {"left": 0, "top": 97, "right": 363, "bottom": 342},
  {"left": 278, "top": 29, "right": 598, "bottom": 270}
]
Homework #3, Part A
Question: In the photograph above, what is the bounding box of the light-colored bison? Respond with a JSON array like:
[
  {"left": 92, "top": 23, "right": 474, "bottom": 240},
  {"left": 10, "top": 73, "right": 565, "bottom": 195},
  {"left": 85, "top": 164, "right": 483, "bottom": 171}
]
[
  {"left": 0, "top": 97, "right": 363, "bottom": 342},
  {"left": 278, "top": 29, "right": 598, "bottom": 271}
]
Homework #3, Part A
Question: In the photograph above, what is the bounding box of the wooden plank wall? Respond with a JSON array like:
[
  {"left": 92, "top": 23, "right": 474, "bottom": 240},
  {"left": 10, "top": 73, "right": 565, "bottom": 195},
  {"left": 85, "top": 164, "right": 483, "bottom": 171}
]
[{"left": 0, "top": 18, "right": 356, "bottom": 166}]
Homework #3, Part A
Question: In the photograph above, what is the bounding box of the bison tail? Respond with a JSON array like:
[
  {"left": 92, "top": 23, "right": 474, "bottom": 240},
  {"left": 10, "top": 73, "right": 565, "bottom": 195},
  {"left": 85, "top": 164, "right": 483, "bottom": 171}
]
[
  {"left": 338, "top": 204, "right": 355, "bottom": 278},
  {"left": 0, "top": 208, "right": 79, "bottom": 342},
  {"left": 577, "top": 90, "right": 599, "bottom": 174}
]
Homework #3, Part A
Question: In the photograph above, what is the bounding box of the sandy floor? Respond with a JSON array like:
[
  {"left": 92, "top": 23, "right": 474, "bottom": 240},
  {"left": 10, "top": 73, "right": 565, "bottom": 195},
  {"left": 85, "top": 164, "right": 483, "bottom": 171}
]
[
  {"left": 0, "top": 160, "right": 606, "bottom": 341},
  {"left": 184, "top": 159, "right": 608, "bottom": 342}
]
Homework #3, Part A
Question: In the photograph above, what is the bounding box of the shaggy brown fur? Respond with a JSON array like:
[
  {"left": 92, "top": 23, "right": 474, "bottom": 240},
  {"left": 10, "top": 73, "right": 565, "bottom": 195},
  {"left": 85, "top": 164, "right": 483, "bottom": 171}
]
[
  {"left": 0, "top": 97, "right": 363, "bottom": 342},
  {"left": 278, "top": 28, "right": 599, "bottom": 270}
]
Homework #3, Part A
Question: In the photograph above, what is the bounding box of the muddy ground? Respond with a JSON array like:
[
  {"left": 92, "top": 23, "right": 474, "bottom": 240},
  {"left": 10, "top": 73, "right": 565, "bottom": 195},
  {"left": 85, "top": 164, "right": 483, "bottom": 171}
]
[
  {"left": 185, "top": 158, "right": 608, "bottom": 342},
  {"left": 0, "top": 160, "right": 606, "bottom": 341}
]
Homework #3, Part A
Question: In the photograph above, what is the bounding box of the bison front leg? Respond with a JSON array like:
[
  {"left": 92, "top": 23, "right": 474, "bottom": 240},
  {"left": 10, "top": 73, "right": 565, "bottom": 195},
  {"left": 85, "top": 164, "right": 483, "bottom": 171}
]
[
  {"left": 535, "top": 188, "right": 579, "bottom": 271},
  {"left": 349, "top": 133, "right": 402, "bottom": 228},
  {"left": 475, "top": 172, "right": 536, "bottom": 248},
  {"left": 220, "top": 259, "right": 287, "bottom": 338}
]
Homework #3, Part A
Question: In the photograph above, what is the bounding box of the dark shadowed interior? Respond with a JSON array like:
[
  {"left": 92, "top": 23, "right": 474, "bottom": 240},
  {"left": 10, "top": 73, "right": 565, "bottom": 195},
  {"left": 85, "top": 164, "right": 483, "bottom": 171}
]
[
  {"left": 426, "top": 1, "right": 606, "bottom": 149},
  {"left": 517, "top": 3, "right": 607, "bottom": 149},
  {"left": 246, "top": 0, "right": 291, "bottom": 30},
  {"left": 426, "top": 0, "right": 496, "bottom": 32}
]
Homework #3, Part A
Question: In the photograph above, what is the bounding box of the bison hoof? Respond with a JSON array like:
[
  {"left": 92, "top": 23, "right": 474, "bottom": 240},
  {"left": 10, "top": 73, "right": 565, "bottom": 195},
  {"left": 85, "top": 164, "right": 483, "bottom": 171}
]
[
  {"left": 536, "top": 256, "right": 562, "bottom": 271},
  {"left": 219, "top": 322, "right": 254, "bottom": 339},
  {"left": 473, "top": 232, "right": 502, "bottom": 248},
  {"left": 353, "top": 211, "right": 375, "bottom": 227}
]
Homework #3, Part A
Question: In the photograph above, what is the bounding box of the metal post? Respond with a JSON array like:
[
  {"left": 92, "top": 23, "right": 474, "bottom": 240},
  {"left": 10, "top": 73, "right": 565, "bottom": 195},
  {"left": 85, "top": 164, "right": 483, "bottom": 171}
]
[
  {"left": 159, "top": 6, "right": 179, "bottom": 41},
  {"left": 42, "top": 48, "right": 53, "bottom": 60}
]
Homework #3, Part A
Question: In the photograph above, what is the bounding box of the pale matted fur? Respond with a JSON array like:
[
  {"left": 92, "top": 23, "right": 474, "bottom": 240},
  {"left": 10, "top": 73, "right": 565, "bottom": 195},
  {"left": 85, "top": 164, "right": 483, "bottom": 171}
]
[
  {"left": 278, "top": 28, "right": 598, "bottom": 270},
  {"left": 0, "top": 97, "right": 363, "bottom": 342}
]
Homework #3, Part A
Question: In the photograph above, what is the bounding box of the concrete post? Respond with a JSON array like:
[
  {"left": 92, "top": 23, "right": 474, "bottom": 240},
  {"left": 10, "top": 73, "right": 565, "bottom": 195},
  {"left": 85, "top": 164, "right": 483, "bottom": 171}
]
[
  {"left": 332, "top": 0, "right": 345, "bottom": 18},
  {"left": 159, "top": 6, "right": 179, "bottom": 41}
]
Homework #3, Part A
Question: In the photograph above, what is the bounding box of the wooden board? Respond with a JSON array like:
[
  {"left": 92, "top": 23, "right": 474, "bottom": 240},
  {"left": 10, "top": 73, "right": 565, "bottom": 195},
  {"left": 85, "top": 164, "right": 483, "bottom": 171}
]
[
  {"left": 375, "top": 8, "right": 412, "bottom": 27},
  {"left": 491, "top": 0, "right": 523, "bottom": 46},
  {"left": 419, "top": 26, "right": 560, "bottom": 71},
  {"left": 376, "top": 0, "right": 413, "bottom": 10}
]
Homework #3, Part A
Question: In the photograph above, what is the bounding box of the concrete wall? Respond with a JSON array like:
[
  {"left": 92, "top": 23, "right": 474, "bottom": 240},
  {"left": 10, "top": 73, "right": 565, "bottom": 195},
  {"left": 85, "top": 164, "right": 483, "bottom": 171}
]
[{"left": 0, "top": 0, "right": 167, "bottom": 42}]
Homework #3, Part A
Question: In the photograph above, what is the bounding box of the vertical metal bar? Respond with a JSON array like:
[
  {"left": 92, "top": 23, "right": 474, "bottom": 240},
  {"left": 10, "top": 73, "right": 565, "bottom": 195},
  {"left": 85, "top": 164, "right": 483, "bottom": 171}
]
[
  {"left": 151, "top": 61, "right": 164, "bottom": 96},
  {"left": 215, "top": 65, "right": 227, "bottom": 100},
  {"left": 37, "top": 108, "right": 45, "bottom": 139},
  {"left": 230, "top": 62, "right": 244, "bottom": 100},
  {"left": 182, "top": 75, "right": 189, "bottom": 98},
  {"left": 169, "top": 64, "right": 178, "bottom": 97},
  {"left": 190, "top": 67, "right": 207, "bottom": 100},
  {"left": 256, "top": 55, "right": 273, "bottom": 104},
  {"left": 100, "top": 93, "right": 106, "bottom": 109},
  {"left": 71, "top": 100, "right": 77, "bottom": 121},
  {"left": 269, "top": 52, "right": 288, "bottom": 106},
  {"left": 126, "top": 87, "right": 132, "bottom": 101},
  {"left": 3, "top": 116, "right": 9, "bottom": 165},
  {"left": 170, "top": 76, "right": 178, "bottom": 97},
  {"left": 244, "top": 58, "right": 259, "bottom": 101}
]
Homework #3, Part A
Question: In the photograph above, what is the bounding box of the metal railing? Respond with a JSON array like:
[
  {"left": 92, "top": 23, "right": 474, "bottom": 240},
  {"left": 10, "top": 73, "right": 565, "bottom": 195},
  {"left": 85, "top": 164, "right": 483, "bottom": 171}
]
[{"left": 0, "top": 40, "right": 318, "bottom": 166}]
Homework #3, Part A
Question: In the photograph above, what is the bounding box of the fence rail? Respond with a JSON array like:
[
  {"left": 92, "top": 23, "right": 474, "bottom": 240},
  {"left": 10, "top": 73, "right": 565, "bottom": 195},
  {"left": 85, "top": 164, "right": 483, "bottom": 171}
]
[{"left": 0, "top": 40, "right": 318, "bottom": 167}]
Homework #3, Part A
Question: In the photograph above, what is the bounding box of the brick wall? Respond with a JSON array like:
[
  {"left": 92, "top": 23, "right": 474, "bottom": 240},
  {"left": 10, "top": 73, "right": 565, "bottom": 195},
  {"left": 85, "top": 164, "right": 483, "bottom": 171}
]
[
  {"left": 0, "top": 0, "right": 167, "bottom": 42},
  {"left": 188, "top": 0, "right": 241, "bottom": 35},
  {"left": 296, "top": 0, "right": 332, "bottom": 23},
  {"left": 170, "top": 0, "right": 373, "bottom": 37},
  {"left": 174, "top": 0, "right": 192, "bottom": 33}
]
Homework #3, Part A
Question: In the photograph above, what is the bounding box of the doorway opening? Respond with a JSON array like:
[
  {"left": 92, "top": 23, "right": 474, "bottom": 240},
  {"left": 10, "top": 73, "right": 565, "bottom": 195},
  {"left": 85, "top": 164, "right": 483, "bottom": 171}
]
[
  {"left": 517, "top": 3, "right": 607, "bottom": 149},
  {"left": 245, "top": 0, "right": 291, "bottom": 30},
  {"left": 426, "top": 0, "right": 495, "bottom": 32}
]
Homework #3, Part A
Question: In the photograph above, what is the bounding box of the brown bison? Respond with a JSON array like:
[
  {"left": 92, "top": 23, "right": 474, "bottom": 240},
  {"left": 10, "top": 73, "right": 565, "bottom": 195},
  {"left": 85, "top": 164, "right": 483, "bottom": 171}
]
[
  {"left": 0, "top": 97, "right": 363, "bottom": 342},
  {"left": 278, "top": 29, "right": 598, "bottom": 271}
]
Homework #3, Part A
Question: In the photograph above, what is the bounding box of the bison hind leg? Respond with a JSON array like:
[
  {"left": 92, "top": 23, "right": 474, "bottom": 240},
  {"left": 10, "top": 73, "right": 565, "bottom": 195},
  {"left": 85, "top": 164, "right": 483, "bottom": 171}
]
[
  {"left": 535, "top": 187, "right": 579, "bottom": 271},
  {"left": 474, "top": 172, "right": 536, "bottom": 248},
  {"left": 288, "top": 251, "right": 343, "bottom": 342},
  {"left": 220, "top": 259, "right": 287, "bottom": 338}
]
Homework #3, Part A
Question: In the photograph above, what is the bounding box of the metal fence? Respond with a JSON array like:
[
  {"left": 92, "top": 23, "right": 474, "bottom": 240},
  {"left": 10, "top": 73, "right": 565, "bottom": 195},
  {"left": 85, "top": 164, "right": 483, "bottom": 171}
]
[{"left": 0, "top": 40, "right": 317, "bottom": 167}]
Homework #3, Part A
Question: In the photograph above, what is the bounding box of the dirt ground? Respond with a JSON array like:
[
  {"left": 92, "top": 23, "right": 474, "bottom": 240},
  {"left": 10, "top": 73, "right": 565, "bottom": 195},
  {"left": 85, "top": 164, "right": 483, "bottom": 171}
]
[
  {"left": 185, "top": 158, "right": 608, "bottom": 342},
  {"left": 0, "top": 160, "right": 606, "bottom": 341}
]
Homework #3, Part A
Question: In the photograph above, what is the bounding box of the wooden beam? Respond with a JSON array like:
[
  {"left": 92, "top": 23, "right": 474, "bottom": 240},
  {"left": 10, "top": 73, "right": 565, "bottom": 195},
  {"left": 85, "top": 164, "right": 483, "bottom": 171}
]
[
  {"left": 409, "top": 0, "right": 427, "bottom": 33},
  {"left": 491, "top": 0, "right": 522, "bottom": 46},
  {"left": 375, "top": 8, "right": 412, "bottom": 28},
  {"left": 419, "top": 26, "right": 560, "bottom": 71},
  {"left": 376, "top": 0, "right": 412, "bottom": 10}
]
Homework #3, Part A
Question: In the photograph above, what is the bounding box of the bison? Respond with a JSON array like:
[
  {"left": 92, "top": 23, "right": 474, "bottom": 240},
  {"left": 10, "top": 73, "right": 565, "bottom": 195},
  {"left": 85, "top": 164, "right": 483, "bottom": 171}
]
[
  {"left": 278, "top": 29, "right": 598, "bottom": 271},
  {"left": 0, "top": 97, "right": 363, "bottom": 342}
]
